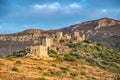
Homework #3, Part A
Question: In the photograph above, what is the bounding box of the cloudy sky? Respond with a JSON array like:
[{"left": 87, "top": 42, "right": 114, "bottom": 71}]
[{"left": 0, "top": 0, "right": 120, "bottom": 34}]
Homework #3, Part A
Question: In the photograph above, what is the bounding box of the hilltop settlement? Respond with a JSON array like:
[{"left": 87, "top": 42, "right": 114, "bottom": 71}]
[{"left": 26, "top": 31, "right": 85, "bottom": 58}]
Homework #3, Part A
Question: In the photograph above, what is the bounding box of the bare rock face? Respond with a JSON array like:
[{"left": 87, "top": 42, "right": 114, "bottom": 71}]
[{"left": 95, "top": 18, "right": 117, "bottom": 30}]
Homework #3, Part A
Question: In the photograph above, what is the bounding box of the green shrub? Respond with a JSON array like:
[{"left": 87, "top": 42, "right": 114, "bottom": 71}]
[
  {"left": 48, "top": 69, "right": 60, "bottom": 76},
  {"left": 52, "top": 64, "right": 56, "bottom": 67},
  {"left": 62, "top": 70, "right": 67, "bottom": 73},
  {"left": 43, "top": 72, "right": 49, "bottom": 76},
  {"left": 49, "top": 53, "right": 57, "bottom": 58},
  {"left": 65, "top": 40, "right": 120, "bottom": 74},
  {"left": 70, "top": 72, "right": 78, "bottom": 77},
  {"left": 70, "top": 53, "right": 83, "bottom": 59},
  {"left": 11, "top": 67, "right": 19, "bottom": 72},
  {"left": 66, "top": 43, "right": 75, "bottom": 48},
  {"left": 60, "top": 66, "right": 69, "bottom": 71},
  {"left": 49, "top": 50, "right": 58, "bottom": 58},
  {"left": 83, "top": 40, "right": 92, "bottom": 44},
  {"left": 16, "top": 60, "right": 22, "bottom": 64},
  {"left": 38, "top": 67, "right": 43, "bottom": 70},
  {"left": 54, "top": 56, "right": 63, "bottom": 62},
  {"left": 49, "top": 50, "right": 57, "bottom": 55},
  {"left": 64, "top": 54, "right": 77, "bottom": 61},
  {"left": 12, "top": 49, "right": 27, "bottom": 57},
  {"left": 38, "top": 77, "right": 47, "bottom": 80},
  {"left": 80, "top": 71, "right": 86, "bottom": 75},
  {"left": 86, "top": 58, "right": 98, "bottom": 66},
  {"left": 95, "top": 46, "right": 101, "bottom": 51},
  {"left": 60, "top": 66, "right": 69, "bottom": 73},
  {"left": 96, "top": 43, "right": 103, "bottom": 46}
]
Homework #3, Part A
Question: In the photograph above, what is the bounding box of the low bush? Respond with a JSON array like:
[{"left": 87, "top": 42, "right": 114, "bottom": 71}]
[
  {"left": 70, "top": 72, "right": 78, "bottom": 77},
  {"left": 43, "top": 72, "right": 49, "bottom": 76},
  {"left": 15, "top": 60, "right": 22, "bottom": 64},
  {"left": 83, "top": 40, "right": 92, "bottom": 44},
  {"left": 86, "top": 58, "right": 98, "bottom": 66},
  {"left": 11, "top": 66, "right": 19, "bottom": 72},
  {"left": 48, "top": 69, "right": 60, "bottom": 76},
  {"left": 49, "top": 50, "right": 58, "bottom": 58},
  {"left": 64, "top": 54, "right": 77, "bottom": 61},
  {"left": 60, "top": 66, "right": 69, "bottom": 71},
  {"left": 49, "top": 50, "right": 57, "bottom": 55},
  {"left": 80, "top": 71, "right": 86, "bottom": 76},
  {"left": 39, "top": 77, "right": 47, "bottom": 80},
  {"left": 52, "top": 64, "right": 56, "bottom": 67},
  {"left": 70, "top": 53, "right": 83, "bottom": 59},
  {"left": 60, "top": 66, "right": 69, "bottom": 73},
  {"left": 66, "top": 43, "right": 75, "bottom": 48},
  {"left": 12, "top": 49, "right": 27, "bottom": 57},
  {"left": 38, "top": 67, "right": 43, "bottom": 70},
  {"left": 49, "top": 53, "right": 57, "bottom": 58},
  {"left": 54, "top": 56, "right": 63, "bottom": 62}
]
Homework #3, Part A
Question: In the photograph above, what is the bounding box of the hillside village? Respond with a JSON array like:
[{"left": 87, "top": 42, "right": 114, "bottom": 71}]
[{"left": 26, "top": 31, "right": 85, "bottom": 58}]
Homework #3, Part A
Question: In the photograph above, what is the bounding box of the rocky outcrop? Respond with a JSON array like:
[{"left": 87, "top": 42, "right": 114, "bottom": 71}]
[{"left": 95, "top": 18, "right": 117, "bottom": 30}]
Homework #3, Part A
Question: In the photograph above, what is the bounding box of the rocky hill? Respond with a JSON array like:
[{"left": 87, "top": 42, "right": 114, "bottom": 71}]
[{"left": 0, "top": 18, "right": 120, "bottom": 57}]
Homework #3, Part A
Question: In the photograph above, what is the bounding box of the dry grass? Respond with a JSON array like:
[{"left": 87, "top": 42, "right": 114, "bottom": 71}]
[{"left": 0, "top": 57, "right": 117, "bottom": 80}]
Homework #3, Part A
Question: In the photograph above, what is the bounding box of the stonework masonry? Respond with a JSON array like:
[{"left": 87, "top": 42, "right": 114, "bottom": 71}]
[
  {"left": 30, "top": 45, "right": 48, "bottom": 57},
  {"left": 27, "top": 37, "right": 52, "bottom": 58}
]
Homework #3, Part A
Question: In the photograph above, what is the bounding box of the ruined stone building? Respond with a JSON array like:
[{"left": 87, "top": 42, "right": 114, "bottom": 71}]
[
  {"left": 42, "top": 37, "right": 53, "bottom": 47},
  {"left": 56, "top": 32, "right": 63, "bottom": 39},
  {"left": 27, "top": 37, "right": 53, "bottom": 58},
  {"left": 26, "top": 31, "right": 85, "bottom": 58},
  {"left": 65, "top": 34, "right": 71, "bottom": 40},
  {"left": 56, "top": 32, "right": 63, "bottom": 43},
  {"left": 29, "top": 45, "right": 48, "bottom": 57},
  {"left": 72, "top": 31, "right": 85, "bottom": 42},
  {"left": 73, "top": 31, "right": 80, "bottom": 37},
  {"left": 82, "top": 34, "right": 85, "bottom": 40}
]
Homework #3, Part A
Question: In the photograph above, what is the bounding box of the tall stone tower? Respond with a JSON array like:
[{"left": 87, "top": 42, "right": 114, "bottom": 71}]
[
  {"left": 56, "top": 32, "right": 63, "bottom": 39},
  {"left": 73, "top": 31, "right": 80, "bottom": 37},
  {"left": 82, "top": 34, "right": 85, "bottom": 40},
  {"left": 42, "top": 37, "right": 53, "bottom": 47},
  {"left": 56, "top": 32, "right": 63, "bottom": 43}
]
